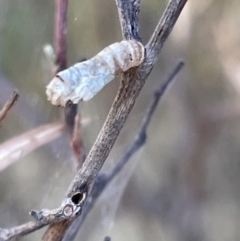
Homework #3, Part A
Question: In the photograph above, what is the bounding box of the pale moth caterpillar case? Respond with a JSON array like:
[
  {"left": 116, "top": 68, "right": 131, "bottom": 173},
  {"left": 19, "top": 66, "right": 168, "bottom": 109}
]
[{"left": 46, "top": 40, "right": 145, "bottom": 106}]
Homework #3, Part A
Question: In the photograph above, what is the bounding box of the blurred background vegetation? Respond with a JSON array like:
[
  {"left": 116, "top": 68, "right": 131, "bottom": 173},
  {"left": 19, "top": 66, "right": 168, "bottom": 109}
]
[{"left": 1, "top": 0, "right": 240, "bottom": 240}]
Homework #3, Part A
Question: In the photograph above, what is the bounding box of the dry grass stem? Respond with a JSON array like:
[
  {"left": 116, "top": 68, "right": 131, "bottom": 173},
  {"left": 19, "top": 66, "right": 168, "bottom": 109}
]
[{"left": 0, "top": 122, "right": 64, "bottom": 172}]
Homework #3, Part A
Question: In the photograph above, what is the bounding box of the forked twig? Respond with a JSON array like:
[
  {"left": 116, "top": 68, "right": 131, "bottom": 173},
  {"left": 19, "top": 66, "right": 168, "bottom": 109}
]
[
  {"left": 0, "top": 0, "right": 187, "bottom": 240},
  {"left": 62, "top": 60, "right": 184, "bottom": 241},
  {"left": 66, "top": 0, "right": 187, "bottom": 208},
  {"left": 41, "top": 115, "right": 86, "bottom": 241}
]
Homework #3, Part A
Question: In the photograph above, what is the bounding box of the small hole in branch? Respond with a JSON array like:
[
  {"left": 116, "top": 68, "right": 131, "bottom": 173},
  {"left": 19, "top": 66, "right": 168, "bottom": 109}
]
[{"left": 71, "top": 192, "right": 84, "bottom": 205}]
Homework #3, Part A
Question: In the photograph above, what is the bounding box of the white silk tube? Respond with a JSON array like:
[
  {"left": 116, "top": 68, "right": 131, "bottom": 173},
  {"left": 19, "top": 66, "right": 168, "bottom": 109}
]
[{"left": 46, "top": 40, "right": 145, "bottom": 106}]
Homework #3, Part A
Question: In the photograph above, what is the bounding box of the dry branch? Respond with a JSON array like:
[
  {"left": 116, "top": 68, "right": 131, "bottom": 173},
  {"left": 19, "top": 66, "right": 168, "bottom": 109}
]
[
  {"left": 0, "top": 122, "right": 63, "bottom": 172},
  {"left": 62, "top": 2, "right": 187, "bottom": 238},
  {"left": 0, "top": 0, "right": 187, "bottom": 240},
  {"left": 62, "top": 60, "right": 184, "bottom": 241},
  {"left": 32, "top": 0, "right": 188, "bottom": 232},
  {"left": 0, "top": 221, "right": 45, "bottom": 241},
  {"left": 66, "top": 0, "right": 187, "bottom": 205},
  {"left": 0, "top": 90, "right": 19, "bottom": 126}
]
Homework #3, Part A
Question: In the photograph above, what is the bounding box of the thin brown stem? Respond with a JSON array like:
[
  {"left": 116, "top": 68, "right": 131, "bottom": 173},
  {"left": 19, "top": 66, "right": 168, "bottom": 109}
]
[
  {"left": 0, "top": 90, "right": 19, "bottom": 127},
  {"left": 71, "top": 114, "right": 86, "bottom": 170},
  {"left": 54, "top": 0, "right": 68, "bottom": 73},
  {"left": 41, "top": 220, "right": 73, "bottom": 241},
  {"left": 40, "top": 1, "right": 86, "bottom": 240},
  {"left": 54, "top": 0, "right": 78, "bottom": 138}
]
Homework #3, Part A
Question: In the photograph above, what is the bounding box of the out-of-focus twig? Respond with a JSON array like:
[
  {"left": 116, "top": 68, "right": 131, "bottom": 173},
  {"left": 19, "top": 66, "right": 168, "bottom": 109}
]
[
  {"left": 0, "top": 90, "right": 19, "bottom": 127},
  {"left": 41, "top": 114, "right": 86, "bottom": 241},
  {"left": 0, "top": 74, "right": 46, "bottom": 125},
  {"left": 64, "top": 102, "right": 78, "bottom": 137},
  {"left": 54, "top": 0, "right": 68, "bottom": 73},
  {"left": 71, "top": 114, "right": 86, "bottom": 170},
  {"left": 40, "top": 0, "right": 86, "bottom": 239},
  {"left": 53, "top": 0, "right": 78, "bottom": 135},
  {"left": 104, "top": 236, "right": 111, "bottom": 241},
  {"left": 62, "top": 60, "right": 184, "bottom": 241},
  {"left": 0, "top": 122, "right": 64, "bottom": 172}
]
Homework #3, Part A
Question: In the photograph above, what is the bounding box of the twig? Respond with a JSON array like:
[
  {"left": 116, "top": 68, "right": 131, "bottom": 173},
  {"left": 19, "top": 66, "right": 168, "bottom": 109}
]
[
  {"left": 147, "top": 0, "right": 187, "bottom": 62},
  {"left": 106, "top": 60, "right": 184, "bottom": 181},
  {"left": 0, "top": 1, "right": 187, "bottom": 239},
  {"left": 71, "top": 114, "right": 86, "bottom": 170},
  {"left": 0, "top": 90, "right": 19, "bottom": 126},
  {"left": 0, "top": 192, "right": 87, "bottom": 241},
  {"left": 54, "top": 0, "right": 78, "bottom": 136},
  {"left": 0, "top": 74, "right": 46, "bottom": 125},
  {"left": 115, "top": 0, "right": 141, "bottom": 41},
  {"left": 0, "top": 122, "right": 64, "bottom": 172},
  {"left": 38, "top": 0, "right": 188, "bottom": 231},
  {"left": 41, "top": 115, "right": 86, "bottom": 241},
  {"left": 65, "top": 0, "right": 187, "bottom": 207},
  {"left": 54, "top": 0, "right": 68, "bottom": 73},
  {"left": 104, "top": 236, "right": 111, "bottom": 241},
  {"left": 62, "top": 60, "right": 184, "bottom": 241},
  {"left": 64, "top": 102, "right": 78, "bottom": 137},
  {"left": 40, "top": 1, "right": 86, "bottom": 240},
  {"left": 0, "top": 221, "right": 45, "bottom": 241}
]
